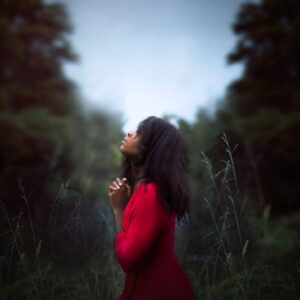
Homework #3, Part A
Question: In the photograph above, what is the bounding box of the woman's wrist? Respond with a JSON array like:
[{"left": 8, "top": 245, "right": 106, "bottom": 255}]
[
  {"left": 113, "top": 207, "right": 123, "bottom": 215},
  {"left": 113, "top": 208, "right": 124, "bottom": 233}
]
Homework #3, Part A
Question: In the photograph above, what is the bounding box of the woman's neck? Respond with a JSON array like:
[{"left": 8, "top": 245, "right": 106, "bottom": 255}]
[
  {"left": 133, "top": 167, "right": 145, "bottom": 189},
  {"left": 134, "top": 177, "right": 145, "bottom": 191}
]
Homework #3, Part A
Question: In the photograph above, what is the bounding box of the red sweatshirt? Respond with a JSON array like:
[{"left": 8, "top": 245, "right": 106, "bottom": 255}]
[{"left": 113, "top": 181, "right": 196, "bottom": 300}]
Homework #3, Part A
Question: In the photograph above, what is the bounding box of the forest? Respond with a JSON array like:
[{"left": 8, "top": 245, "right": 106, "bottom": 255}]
[{"left": 0, "top": 0, "right": 299, "bottom": 299}]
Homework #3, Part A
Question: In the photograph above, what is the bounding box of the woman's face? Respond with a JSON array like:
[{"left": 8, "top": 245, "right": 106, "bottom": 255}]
[{"left": 120, "top": 130, "right": 140, "bottom": 156}]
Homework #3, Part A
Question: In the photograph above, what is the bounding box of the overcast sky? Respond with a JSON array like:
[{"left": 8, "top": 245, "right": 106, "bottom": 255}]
[{"left": 61, "top": 0, "right": 248, "bottom": 133}]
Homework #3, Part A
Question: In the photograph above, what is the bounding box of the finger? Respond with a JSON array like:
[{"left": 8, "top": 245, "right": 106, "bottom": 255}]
[
  {"left": 117, "top": 179, "right": 124, "bottom": 190},
  {"left": 108, "top": 184, "right": 116, "bottom": 190},
  {"left": 112, "top": 181, "right": 118, "bottom": 188},
  {"left": 109, "top": 187, "right": 117, "bottom": 194},
  {"left": 108, "top": 190, "right": 114, "bottom": 197},
  {"left": 113, "top": 181, "right": 120, "bottom": 189},
  {"left": 118, "top": 178, "right": 127, "bottom": 191},
  {"left": 109, "top": 181, "right": 115, "bottom": 189},
  {"left": 116, "top": 177, "right": 123, "bottom": 186}
]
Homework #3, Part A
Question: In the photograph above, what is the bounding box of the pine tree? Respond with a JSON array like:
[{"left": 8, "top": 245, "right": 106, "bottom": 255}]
[
  {"left": 220, "top": 0, "right": 300, "bottom": 213},
  {"left": 0, "top": 0, "right": 83, "bottom": 216}
]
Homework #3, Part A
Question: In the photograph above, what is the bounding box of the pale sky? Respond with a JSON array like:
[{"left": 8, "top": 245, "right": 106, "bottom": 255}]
[{"left": 61, "top": 0, "right": 248, "bottom": 133}]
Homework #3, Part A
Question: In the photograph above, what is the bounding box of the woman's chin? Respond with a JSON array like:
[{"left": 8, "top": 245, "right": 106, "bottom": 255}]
[{"left": 119, "top": 145, "right": 127, "bottom": 154}]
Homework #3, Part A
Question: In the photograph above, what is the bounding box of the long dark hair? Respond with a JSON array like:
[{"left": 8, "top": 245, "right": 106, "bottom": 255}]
[{"left": 119, "top": 116, "right": 193, "bottom": 225}]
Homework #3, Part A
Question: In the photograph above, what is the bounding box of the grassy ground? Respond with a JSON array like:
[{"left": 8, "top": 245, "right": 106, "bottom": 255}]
[
  {"left": 0, "top": 133, "right": 298, "bottom": 299},
  {"left": 1, "top": 208, "right": 298, "bottom": 300}
]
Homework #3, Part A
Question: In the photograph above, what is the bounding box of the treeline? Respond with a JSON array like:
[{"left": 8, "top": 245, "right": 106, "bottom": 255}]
[
  {"left": 183, "top": 0, "right": 300, "bottom": 216},
  {"left": 0, "top": 0, "right": 124, "bottom": 269},
  {"left": 0, "top": 0, "right": 125, "bottom": 214}
]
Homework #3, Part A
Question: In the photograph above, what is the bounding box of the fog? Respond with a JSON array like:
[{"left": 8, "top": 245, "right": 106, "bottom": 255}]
[{"left": 62, "top": 0, "right": 247, "bottom": 132}]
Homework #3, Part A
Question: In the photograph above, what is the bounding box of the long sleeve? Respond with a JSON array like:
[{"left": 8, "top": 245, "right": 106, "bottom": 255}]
[{"left": 114, "top": 182, "right": 166, "bottom": 273}]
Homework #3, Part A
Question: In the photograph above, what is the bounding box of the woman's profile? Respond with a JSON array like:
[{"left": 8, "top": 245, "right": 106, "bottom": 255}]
[{"left": 107, "top": 116, "right": 196, "bottom": 300}]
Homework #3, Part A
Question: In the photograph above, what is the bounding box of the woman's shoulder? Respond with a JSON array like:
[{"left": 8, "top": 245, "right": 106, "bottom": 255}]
[
  {"left": 133, "top": 181, "right": 159, "bottom": 203},
  {"left": 136, "top": 180, "right": 159, "bottom": 195},
  {"left": 135, "top": 181, "right": 166, "bottom": 209},
  {"left": 134, "top": 181, "right": 176, "bottom": 220}
]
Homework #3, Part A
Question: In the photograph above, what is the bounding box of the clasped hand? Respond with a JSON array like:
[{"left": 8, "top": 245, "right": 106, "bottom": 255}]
[{"left": 107, "top": 177, "right": 131, "bottom": 212}]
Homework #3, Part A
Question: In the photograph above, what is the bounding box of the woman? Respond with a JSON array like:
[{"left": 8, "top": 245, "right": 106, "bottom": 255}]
[{"left": 108, "top": 116, "right": 196, "bottom": 300}]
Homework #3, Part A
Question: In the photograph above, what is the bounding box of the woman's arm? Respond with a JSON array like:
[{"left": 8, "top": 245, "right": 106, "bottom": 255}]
[
  {"left": 113, "top": 209, "right": 124, "bottom": 233},
  {"left": 114, "top": 183, "right": 166, "bottom": 273}
]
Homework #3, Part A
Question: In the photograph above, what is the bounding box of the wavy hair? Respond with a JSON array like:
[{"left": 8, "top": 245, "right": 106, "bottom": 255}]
[{"left": 119, "top": 116, "right": 193, "bottom": 225}]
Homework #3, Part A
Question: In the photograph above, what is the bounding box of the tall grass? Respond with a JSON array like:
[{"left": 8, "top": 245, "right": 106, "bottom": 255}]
[
  {"left": 0, "top": 131, "right": 298, "bottom": 299},
  {"left": 0, "top": 179, "right": 122, "bottom": 299},
  {"left": 174, "top": 132, "right": 298, "bottom": 300}
]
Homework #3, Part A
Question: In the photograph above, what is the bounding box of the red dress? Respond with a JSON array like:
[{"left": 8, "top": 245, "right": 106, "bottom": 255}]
[{"left": 113, "top": 181, "right": 196, "bottom": 300}]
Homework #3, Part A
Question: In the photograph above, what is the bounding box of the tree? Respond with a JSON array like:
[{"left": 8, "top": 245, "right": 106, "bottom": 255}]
[
  {"left": 218, "top": 0, "right": 300, "bottom": 213},
  {"left": 0, "top": 0, "right": 83, "bottom": 217}
]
